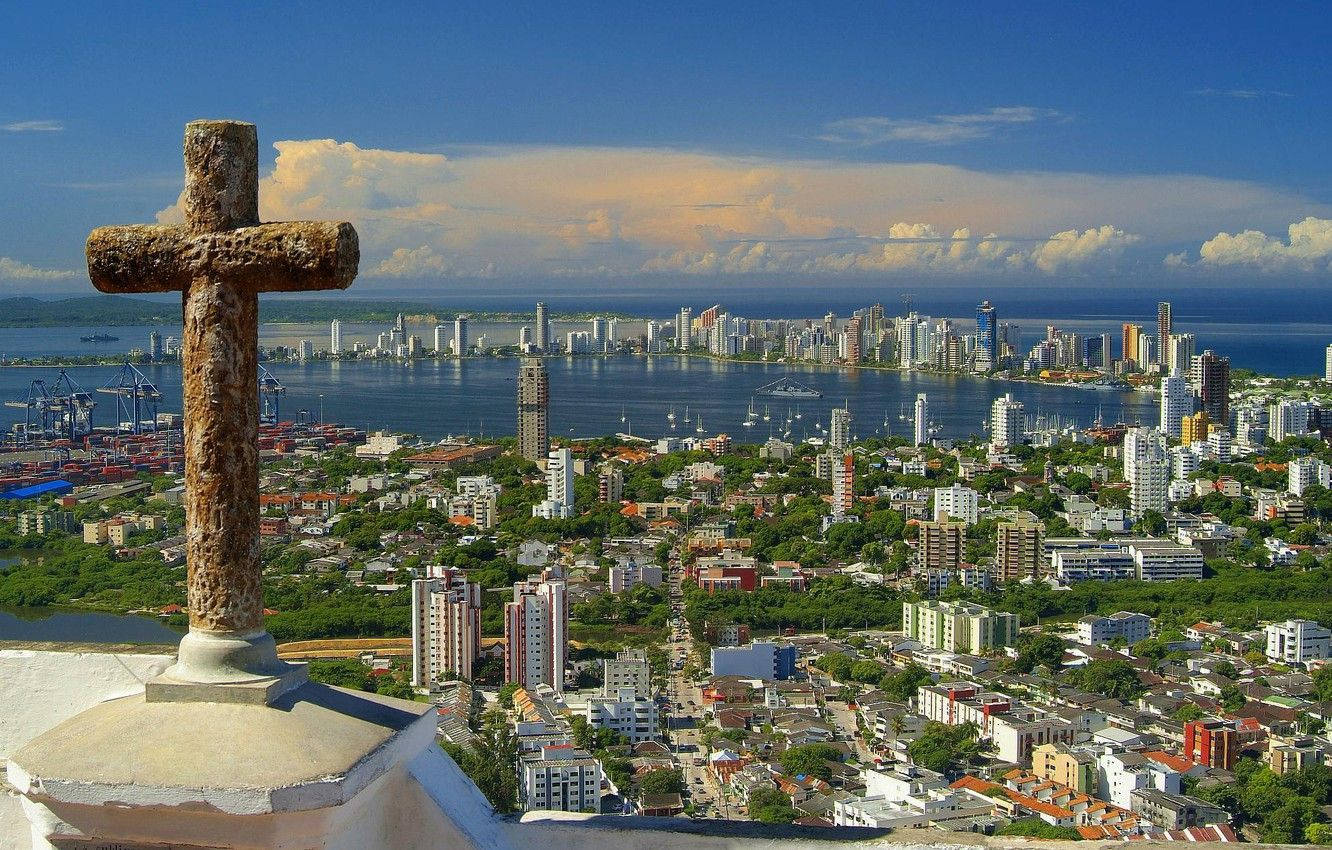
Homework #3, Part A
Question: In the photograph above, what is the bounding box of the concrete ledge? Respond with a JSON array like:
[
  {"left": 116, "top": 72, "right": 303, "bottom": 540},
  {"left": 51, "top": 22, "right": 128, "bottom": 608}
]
[{"left": 9, "top": 681, "right": 433, "bottom": 816}]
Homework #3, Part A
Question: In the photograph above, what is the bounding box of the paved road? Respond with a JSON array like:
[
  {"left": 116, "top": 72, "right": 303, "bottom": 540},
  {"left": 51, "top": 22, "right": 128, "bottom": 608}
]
[{"left": 663, "top": 559, "right": 741, "bottom": 819}]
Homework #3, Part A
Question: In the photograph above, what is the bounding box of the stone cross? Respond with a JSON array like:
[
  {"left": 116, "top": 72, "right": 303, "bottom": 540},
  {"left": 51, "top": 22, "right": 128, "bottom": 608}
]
[{"left": 86, "top": 121, "right": 357, "bottom": 699}]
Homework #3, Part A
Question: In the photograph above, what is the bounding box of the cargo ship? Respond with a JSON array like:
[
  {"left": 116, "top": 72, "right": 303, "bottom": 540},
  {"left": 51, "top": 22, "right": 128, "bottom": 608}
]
[{"left": 80, "top": 333, "right": 120, "bottom": 343}]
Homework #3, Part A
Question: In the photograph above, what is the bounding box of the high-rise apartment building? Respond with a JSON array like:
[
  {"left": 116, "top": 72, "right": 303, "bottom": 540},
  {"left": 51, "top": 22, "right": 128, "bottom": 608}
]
[
  {"left": 1180, "top": 411, "right": 1210, "bottom": 445},
  {"left": 297, "top": 339, "right": 313, "bottom": 361},
  {"left": 598, "top": 463, "right": 623, "bottom": 503},
  {"left": 1156, "top": 301, "right": 1172, "bottom": 373},
  {"left": 1122, "top": 323, "right": 1142, "bottom": 370},
  {"left": 989, "top": 393, "right": 1023, "bottom": 449},
  {"left": 590, "top": 316, "right": 607, "bottom": 353},
  {"left": 1167, "top": 333, "right": 1195, "bottom": 377},
  {"left": 1326, "top": 343, "right": 1332, "bottom": 382},
  {"left": 831, "top": 453, "right": 854, "bottom": 522},
  {"left": 433, "top": 324, "right": 447, "bottom": 353},
  {"left": 410, "top": 567, "right": 481, "bottom": 688},
  {"left": 395, "top": 311, "right": 406, "bottom": 338},
  {"left": 329, "top": 319, "right": 342, "bottom": 354},
  {"left": 842, "top": 315, "right": 862, "bottom": 363},
  {"left": 1190, "top": 350, "right": 1230, "bottom": 425},
  {"left": 677, "top": 307, "right": 693, "bottom": 349},
  {"left": 976, "top": 300, "right": 997, "bottom": 372},
  {"left": 996, "top": 517, "right": 1045, "bottom": 581},
  {"left": 505, "top": 578, "right": 568, "bottom": 692},
  {"left": 1124, "top": 427, "right": 1169, "bottom": 517},
  {"left": 829, "top": 406, "right": 851, "bottom": 450},
  {"left": 534, "top": 301, "right": 550, "bottom": 352},
  {"left": 914, "top": 393, "right": 929, "bottom": 446},
  {"left": 1270, "top": 399, "right": 1313, "bottom": 443},
  {"left": 933, "top": 483, "right": 979, "bottom": 525},
  {"left": 149, "top": 331, "right": 163, "bottom": 360},
  {"left": 517, "top": 358, "right": 549, "bottom": 463},
  {"left": 533, "top": 447, "right": 575, "bottom": 519},
  {"left": 1159, "top": 374, "right": 1193, "bottom": 438},
  {"left": 452, "top": 315, "right": 469, "bottom": 356},
  {"left": 916, "top": 520, "right": 965, "bottom": 572},
  {"left": 1136, "top": 333, "right": 1155, "bottom": 372}
]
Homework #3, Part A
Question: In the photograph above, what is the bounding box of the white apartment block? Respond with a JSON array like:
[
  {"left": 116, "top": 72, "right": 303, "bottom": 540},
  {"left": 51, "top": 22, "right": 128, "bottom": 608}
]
[
  {"left": 586, "top": 687, "right": 658, "bottom": 743},
  {"left": 1270, "top": 399, "right": 1314, "bottom": 443},
  {"left": 901, "top": 600, "right": 1018, "bottom": 654},
  {"left": 410, "top": 567, "right": 481, "bottom": 687},
  {"left": 1127, "top": 541, "right": 1205, "bottom": 581},
  {"left": 990, "top": 393, "right": 1024, "bottom": 450},
  {"left": 1265, "top": 619, "right": 1331, "bottom": 664},
  {"left": 1288, "top": 456, "right": 1331, "bottom": 496},
  {"left": 933, "top": 483, "right": 979, "bottom": 525},
  {"left": 520, "top": 746, "right": 602, "bottom": 813},
  {"left": 505, "top": 578, "right": 568, "bottom": 693},
  {"left": 533, "top": 447, "right": 575, "bottom": 519},
  {"left": 917, "top": 682, "right": 1077, "bottom": 764},
  {"left": 607, "top": 561, "right": 663, "bottom": 593},
  {"left": 1124, "top": 427, "right": 1169, "bottom": 518},
  {"left": 1076, "top": 612, "right": 1152, "bottom": 646},
  {"left": 1159, "top": 374, "right": 1193, "bottom": 439},
  {"left": 1098, "top": 751, "right": 1181, "bottom": 809}
]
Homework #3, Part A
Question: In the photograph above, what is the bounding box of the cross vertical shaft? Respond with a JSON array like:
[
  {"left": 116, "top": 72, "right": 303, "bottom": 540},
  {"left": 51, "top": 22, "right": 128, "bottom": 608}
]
[
  {"left": 85, "top": 120, "right": 358, "bottom": 699},
  {"left": 182, "top": 121, "right": 264, "bottom": 634}
]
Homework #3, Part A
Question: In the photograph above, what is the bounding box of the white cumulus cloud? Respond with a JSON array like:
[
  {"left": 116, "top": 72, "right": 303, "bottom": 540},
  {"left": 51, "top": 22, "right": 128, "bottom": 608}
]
[
  {"left": 150, "top": 137, "right": 1329, "bottom": 282},
  {"left": 0, "top": 257, "right": 79, "bottom": 281},
  {"left": 1173, "top": 216, "right": 1332, "bottom": 273}
]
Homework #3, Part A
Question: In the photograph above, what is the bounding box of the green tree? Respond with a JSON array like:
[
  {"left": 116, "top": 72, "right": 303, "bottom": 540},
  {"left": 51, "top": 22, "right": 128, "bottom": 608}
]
[
  {"left": 639, "top": 768, "right": 684, "bottom": 796},
  {"left": 746, "top": 788, "right": 797, "bottom": 824},
  {"left": 777, "top": 743, "right": 842, "bottom": 781},
  {"left": 1066, "top": 659, "right": 1144, "bottom": 700}
]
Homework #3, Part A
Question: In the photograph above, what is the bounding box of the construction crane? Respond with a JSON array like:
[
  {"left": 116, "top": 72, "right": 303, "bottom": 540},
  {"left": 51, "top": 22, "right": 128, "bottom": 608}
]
[
  {"left": 5, "top": 370, "right": 96, "bottom": 441},
  {"left": 97, "top": 362, "right": 162, "bottom": 435},
  {"left": 259, "top": 365, "right": 285, "bottom": 425}
]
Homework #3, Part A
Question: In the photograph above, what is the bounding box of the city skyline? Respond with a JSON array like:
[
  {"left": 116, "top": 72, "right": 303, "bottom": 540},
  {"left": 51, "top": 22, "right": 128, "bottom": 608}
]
[{"left": 3, "top": 5, "right": 1331, "bottom": 291}]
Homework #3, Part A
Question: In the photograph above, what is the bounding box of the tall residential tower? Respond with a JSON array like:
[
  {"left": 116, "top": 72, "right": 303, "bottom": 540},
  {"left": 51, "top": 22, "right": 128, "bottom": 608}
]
[{"left": 517, "top": 358, "right": 549, "bottom": 462}]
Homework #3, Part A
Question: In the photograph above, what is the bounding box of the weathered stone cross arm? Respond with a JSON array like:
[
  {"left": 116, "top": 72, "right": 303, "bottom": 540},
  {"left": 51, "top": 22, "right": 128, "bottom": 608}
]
[{"left": 87, "top": 220, "right": 358, "bottom": 294}]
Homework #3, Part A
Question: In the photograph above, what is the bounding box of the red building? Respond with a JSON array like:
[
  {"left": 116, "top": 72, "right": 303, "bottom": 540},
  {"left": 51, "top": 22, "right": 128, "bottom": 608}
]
[
  {"left": 1184, "top": 719, "right": 1237, "bottom": 770},
  {"left": 696, "top": 564, "right": 757, "bottom": 593}
]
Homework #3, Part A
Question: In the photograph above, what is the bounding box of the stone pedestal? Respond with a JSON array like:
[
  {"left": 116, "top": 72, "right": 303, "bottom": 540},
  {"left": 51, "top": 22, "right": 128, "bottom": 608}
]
[{"left": 7, "top": 681, "right": 496, "bottom": 849}]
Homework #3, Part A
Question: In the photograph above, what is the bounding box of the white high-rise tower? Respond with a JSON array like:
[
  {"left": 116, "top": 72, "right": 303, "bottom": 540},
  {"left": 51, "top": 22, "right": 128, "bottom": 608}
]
[
  {"left": 989, "top": 393, "right": 1024, "bottom": 450},
  {"left": 329, "top": 319, "right": 342, "bottom": 354},
  {"left": 452, "top": 315, "right": 469, "bottom": 356},
  {"left": 1124, "top": 427, "right": 1169, "bottom": 517},
  {"left": 914, "top": 393, "right": 929, "bottom": 447},
  {"left": 1159, "top": 374, "right": 1192, "bottom": 439}
]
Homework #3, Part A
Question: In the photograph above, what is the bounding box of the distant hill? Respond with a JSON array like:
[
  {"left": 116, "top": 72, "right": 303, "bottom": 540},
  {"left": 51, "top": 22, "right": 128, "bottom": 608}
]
[{"left": 0, "top": 295, "right": 439, "bottom": 327}]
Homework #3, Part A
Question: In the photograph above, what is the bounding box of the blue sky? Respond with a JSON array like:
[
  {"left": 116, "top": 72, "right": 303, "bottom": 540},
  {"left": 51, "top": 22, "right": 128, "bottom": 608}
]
[{"left": 2, "top": 2, "right": 1330, "bottom": 292}]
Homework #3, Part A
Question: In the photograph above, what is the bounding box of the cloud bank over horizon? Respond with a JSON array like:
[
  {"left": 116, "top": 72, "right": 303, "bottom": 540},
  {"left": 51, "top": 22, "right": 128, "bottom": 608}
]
[{"left": 150, "top": 138, "right": 1331, "bottom": 284}]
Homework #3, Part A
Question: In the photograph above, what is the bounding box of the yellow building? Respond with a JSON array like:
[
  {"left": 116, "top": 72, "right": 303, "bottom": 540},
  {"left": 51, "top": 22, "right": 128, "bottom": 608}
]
[
  {"left": 1031, "top": 742, "right": 1096, "bottom": 793},
  {"left": 1181, "top": 411, "right": 1210, "bottom": 445}
]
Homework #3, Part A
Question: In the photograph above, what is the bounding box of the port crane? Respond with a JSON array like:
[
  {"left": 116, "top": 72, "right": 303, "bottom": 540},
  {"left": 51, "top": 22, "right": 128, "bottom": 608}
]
[{"left": 97, "top": 361, "right": 162, "bottom": 435}]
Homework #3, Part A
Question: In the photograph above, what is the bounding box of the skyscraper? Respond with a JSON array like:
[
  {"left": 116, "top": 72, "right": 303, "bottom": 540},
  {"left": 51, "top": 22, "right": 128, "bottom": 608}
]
[
  {"left": 1167, "top": 333, "right": 1196, "bottom": 376},
  {"left": 410, "top": 567, "right": 481, "bottom": 687},
  {"left": 517, "top": 358, "right": 549, "bottom": 463},
  {"left": 1190, "top": 349, "right": 1230, "bottom": 425},
  {"left": 829, "top": 405, "right": 851, "bottom": 450},
  {"left": 148, "top": 331, "right": 162, "bottom": 361},
  {"left": 989, "top": 393, "right": 1024, "bottom": 450},
  {"left": 452, "top": 315, "right": 469, "bottom": 356},
  {"left": 1325, "top": 343, "right": 1332, "bottom": 382},
  {"left": 534, "top": 301, "right": 550, "bottom": 353},
  {"left": 975, "top": 300, "right": 997, "bottom": 372},
  {"left": 914, "top": 393, "right": 929, "bottom": 446},
  {"left": 297, "top": 339, "right": 313, "bottom": 361},
  {"left": 842, "top": 315, "right": 862, "bottom": 363},
  {"left": 433, "top": 324, "right": 447, "bottom": 353},
  {"left": 1159, "top": 374, "right": 1193, "bottom": 438},
  {"left": 1156, "top": 301, "right": 1172, "bottom": 374},
  {"left": 329, "top": 319, "right": 342, "bottom": 354},
  {"left": 394, "top": 312, "right": 406, "bottom": 338},
  {"left": 677, "top": 307, "right": 692, "bottom": 349},
  {"left": 505, "top": 577, "right": 568, "bottom": 693},
  {"left": 996, "top": 517, "right": 1045, "bottom": 581},
  {"left": 590, "top": 316, "right": 607, "bottom": 353},
  {"left": 1124, "top": 427, "right": 1169, "bottom": 517},
  {"left": 1122, "top": 323, "right": 1142, "bottom": 370}
]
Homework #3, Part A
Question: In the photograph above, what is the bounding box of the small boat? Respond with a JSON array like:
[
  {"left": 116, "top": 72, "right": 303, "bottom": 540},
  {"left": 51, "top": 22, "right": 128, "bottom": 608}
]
[
  {"left": 620, "top": 406, "right": 627, "bottom": 424},
  {"left": 744, "top": 398, "right": 757, "bottom": 427},
  {"left": 667, "top": 405, "right": 676, "bottom": 426},
  {"left": 695, "top": 415, "right": 704, "bottom": 434},
  {"left": 762, "top": 405, "right": 771, "bottom": 422},
  {"left": 794, "top": 406, "right": 802, "bottom": 421}
]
